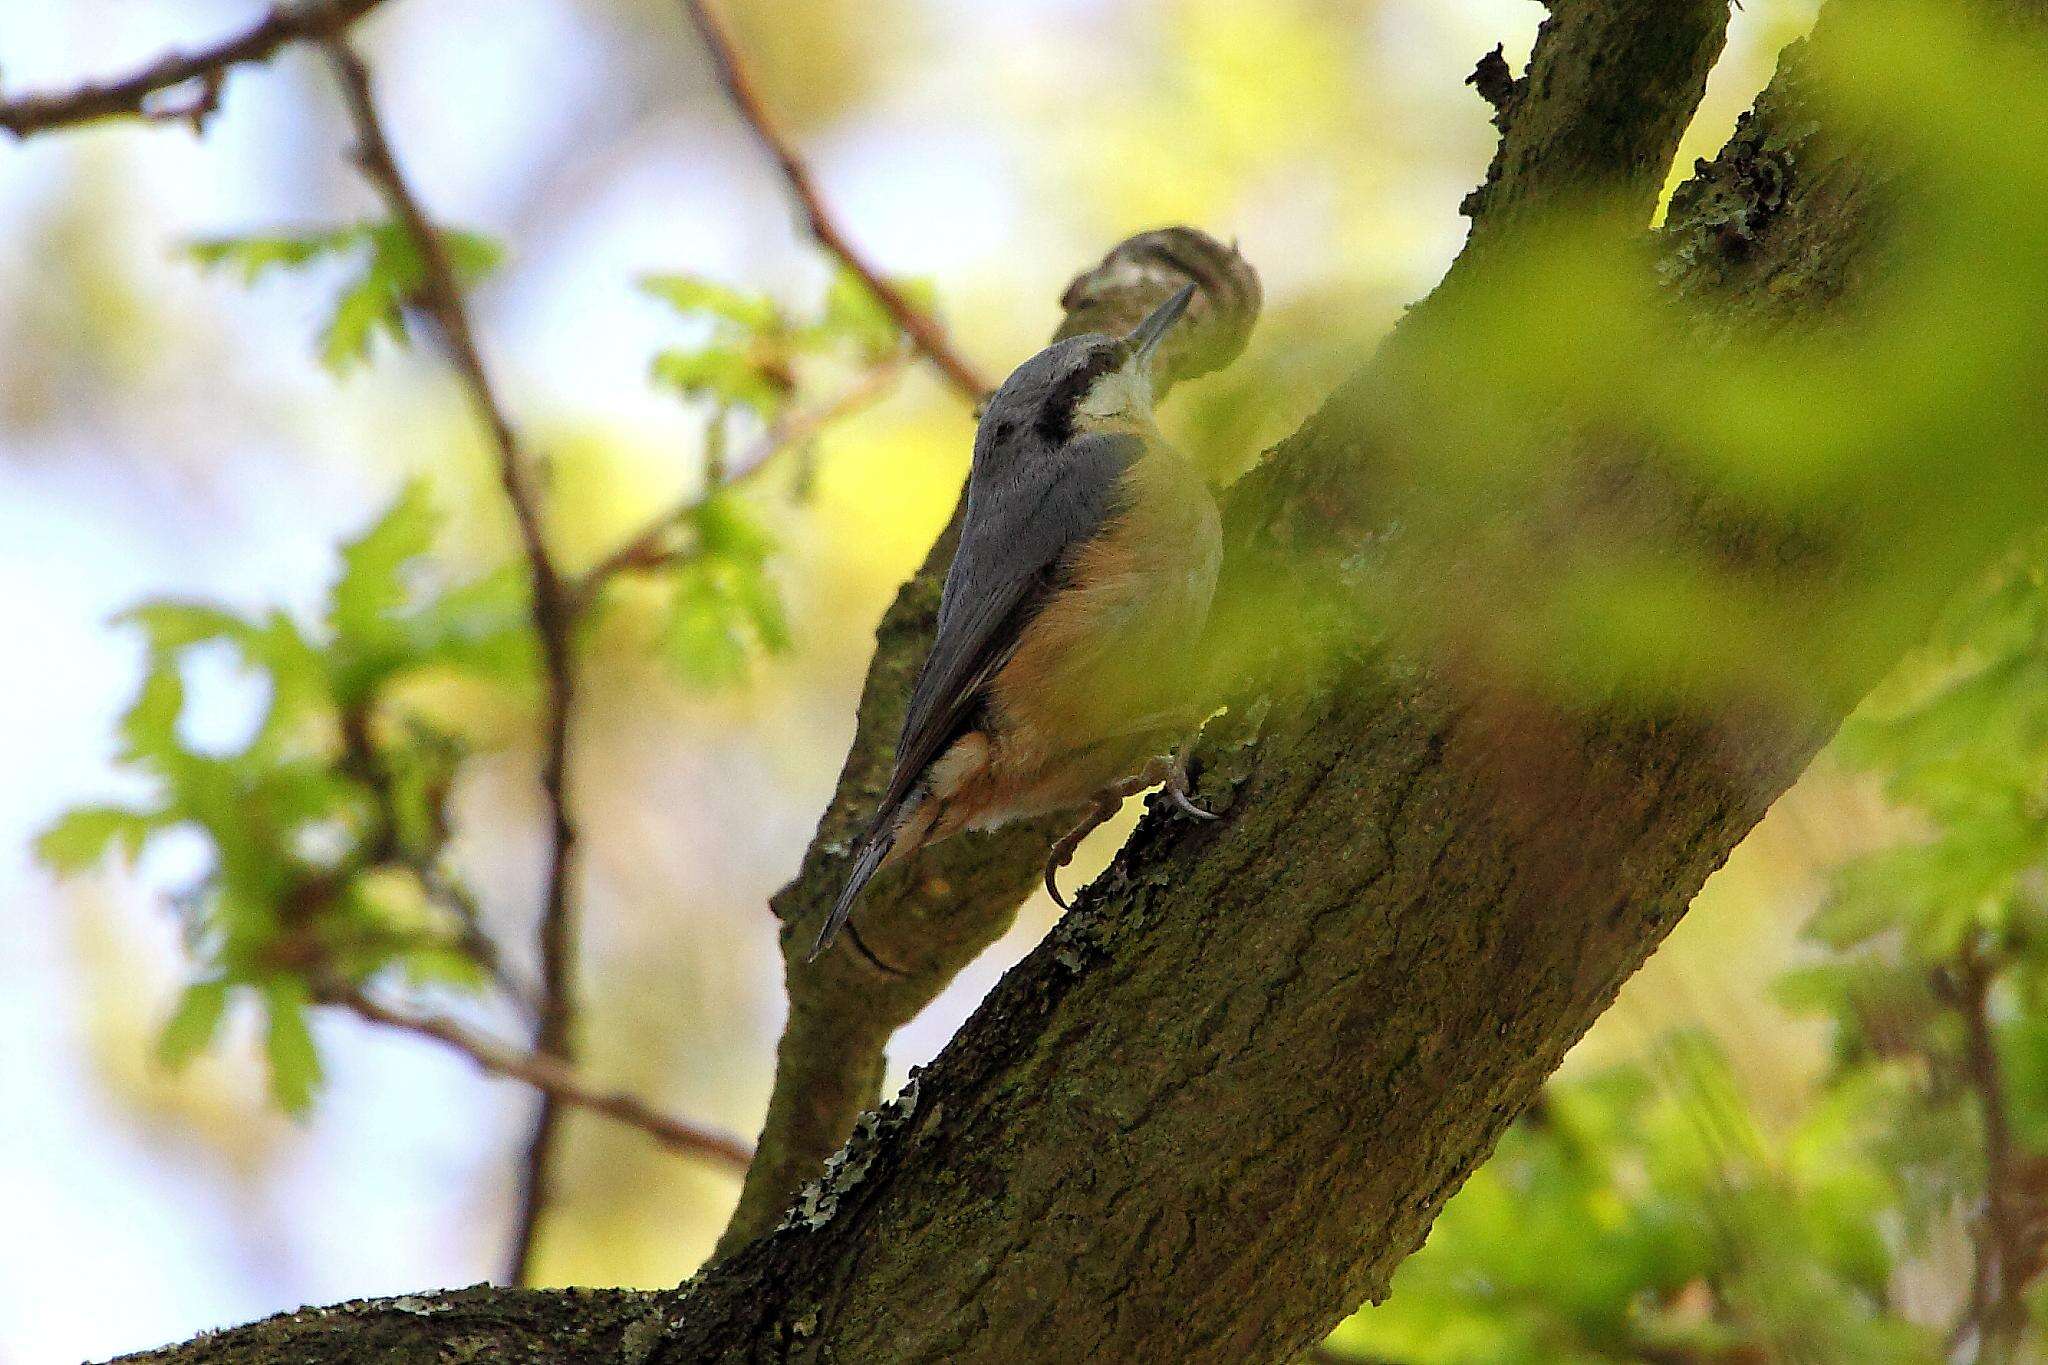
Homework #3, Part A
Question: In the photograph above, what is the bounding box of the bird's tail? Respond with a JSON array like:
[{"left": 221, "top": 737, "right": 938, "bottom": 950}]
[{"left": 811, "top": 827, "right": 896, "bottom": 962}]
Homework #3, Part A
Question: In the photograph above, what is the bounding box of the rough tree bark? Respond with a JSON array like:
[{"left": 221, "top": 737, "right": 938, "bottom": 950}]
[{"left": 116, "top": 0, "right": 2047, "bottom": 1360}]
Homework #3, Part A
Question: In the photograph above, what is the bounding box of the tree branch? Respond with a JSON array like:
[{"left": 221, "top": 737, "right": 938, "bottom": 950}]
[
  {"left": 711, "top": 0, "right": 1719, "bottom": 1257},
  {"left": 330, "top": 985, "right": 754, "bottom": 1172},
  {"left": 322, "top": 39, "right": 584, "bottom": 1288},
  {"left": 1951, "top": 945, "right": 2031, "bottom": 1359},
  {"left": 1456, "top": 0, "right": 1729, "bottom": 255},
  {"left": 0, "top": 0, "right": 391, "bottom": 139},
  {"left": 675, "top": 0, "right": 991, "bottom": 403}
]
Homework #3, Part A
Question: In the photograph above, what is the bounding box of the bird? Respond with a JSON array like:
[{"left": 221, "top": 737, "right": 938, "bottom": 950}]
[{"left": 813, "top": 282, "right": 1221, "bottom": 961}]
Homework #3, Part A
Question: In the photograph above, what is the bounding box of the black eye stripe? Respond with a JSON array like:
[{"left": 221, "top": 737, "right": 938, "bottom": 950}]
[{"left": 1033, "top": 345, "right": 1122, "bottom": 445}]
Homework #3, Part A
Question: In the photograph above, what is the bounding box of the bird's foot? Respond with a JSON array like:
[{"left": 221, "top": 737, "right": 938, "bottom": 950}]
[
  {"left": 1161, "top": 741, "right": 1216, "bottom": 822},
  {"left": 1044, "top": 750, "right": 1215, "bottom": 909},
  {"left": 1045, "top": 789, "right": 1126, "bottom": 909}
]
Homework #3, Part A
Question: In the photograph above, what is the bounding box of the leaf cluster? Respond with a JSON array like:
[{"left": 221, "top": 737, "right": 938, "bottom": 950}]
[
  {"left": 640, "top": 264, "right": 920, "bottom": 421},
  {"left": 40, "top": 485, "right": 532, "bottom": 1111},
  {"left": 187, "top": 221, "right": 503, "bottom": 372}
]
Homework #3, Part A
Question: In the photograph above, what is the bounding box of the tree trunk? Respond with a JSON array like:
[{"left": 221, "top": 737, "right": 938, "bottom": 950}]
[{"left": 118, "top": 0, "right": 2047, "bottom": 1360}]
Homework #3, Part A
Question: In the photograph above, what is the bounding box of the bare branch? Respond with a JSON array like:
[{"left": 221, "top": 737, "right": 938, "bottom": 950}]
[
  {"left": 321, "top": 39, "right": 583, "bottom": 1288},
  {"left": 0, "top": 0, "right": 390, "bottom": 139},
  {"left": 331, "top": 986, "right": 754, "bottom": 1173},
  {"left": 1951, "top": 945, "right": 2032, "bottom": 1358},
  {"left": 675, "top": 0, "right": 991, "bottom": 403},
  {"left": 579, "top": 351, "right": 910, "bottom": 594}
]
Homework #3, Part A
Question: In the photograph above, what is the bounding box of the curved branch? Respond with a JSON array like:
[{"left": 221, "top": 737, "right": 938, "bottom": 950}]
[
  {"left": 0, "top": 0, "right": 391, "bottom": 139},
  {"left": 676, "top": 0, "right": 991, "bottom": 403},
  {"left": 333, "top": 987, "right": 753, "bottom": 1172}
]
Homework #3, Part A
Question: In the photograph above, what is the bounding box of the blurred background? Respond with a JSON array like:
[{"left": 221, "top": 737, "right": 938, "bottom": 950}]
[{"left": 0, "top": 0, "right": 1921, "bottom": 1360}]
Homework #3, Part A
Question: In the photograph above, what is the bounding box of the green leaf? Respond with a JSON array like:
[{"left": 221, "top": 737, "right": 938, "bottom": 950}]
[
  {"left": 662, "top": 564, "right": 749, "bottom": 689},
  {"left": 434, "top": 228, "right": 506, "bottom": 285},
  {"left": 247, "top": 610, "right": 330, "bottom": 749},
  {"left": 118, "top": 656, "right": 186, "bottom": 767},
  {"left": 401, "top": 564, "right": 536, "bottom": 683},
  {"left": 117, "top": 602, "right": 327, "bottom": 756},
  {"left": 121, "top": 601, "right": 253, "bottom": 651},
  {"left": 262, "top": 979, "right": 323, "bottom": 1117},
  {"left": 639, "top": 273, "right": 779, "bottom": 332},
  {"left": 183, "top": 226, "right": 368, "bottom": 285},
  {"left": 732, "top": 566, "right": 793, "bottom": 655},
  {"left": 814, "top": 266, "right": 925, "bottom": 359},
  {"left": 155, "top": 979, "right": 232, "bottom": 1072},
  {"left": 321, "top": 269, "right": 408, "bottom": 373},
  {"left": 691, "top": 491, "right": 775, "bottom": 563},
  {"left": 37, "top": 805, "right": 161, "bottom": 875},
  {"left": 399, "top": 944, "right": 489, "bottom": 991},
  {"left": 192, "top": 220, "right": 505, "bottom": 372},
  {"left": 650, "top": 346, "right": 789, "bottom": 415},
  {"left": 332, "top": 482, "right": 439, "bottom": 645}
]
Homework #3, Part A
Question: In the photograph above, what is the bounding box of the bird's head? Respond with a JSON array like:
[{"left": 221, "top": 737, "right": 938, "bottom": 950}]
[{"left": 980, "top": 284, "right": 1197, "bottom": 448}]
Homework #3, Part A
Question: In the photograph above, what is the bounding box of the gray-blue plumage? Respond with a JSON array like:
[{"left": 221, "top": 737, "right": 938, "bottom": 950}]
[{"left": 815, "top": 287, "right": 1211, "bottom": 959}]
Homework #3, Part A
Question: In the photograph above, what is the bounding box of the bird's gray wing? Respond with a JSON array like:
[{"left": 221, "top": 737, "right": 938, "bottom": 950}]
[{"left": 876, "top": 430, "right": 1139, "bottom": 818}]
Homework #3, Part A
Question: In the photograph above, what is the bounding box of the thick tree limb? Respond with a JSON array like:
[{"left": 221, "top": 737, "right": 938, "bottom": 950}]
[
  {"left": 714, "top": 0, "right": 1724, "bottom": 1256},
  {"left": 323, "top": 40, "right": 585, "bottom": 1287},
  {"left": 0, "top": 0, "right": 391, "bottom": 139},
  {"left": 1457, "top": 0, "right": 1730, "bottom": 254}
]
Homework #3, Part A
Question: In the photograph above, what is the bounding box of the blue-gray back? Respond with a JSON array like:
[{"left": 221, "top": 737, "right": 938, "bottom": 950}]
[{"left": 876, "top": 336, "right": 1139, "bottom": 817}]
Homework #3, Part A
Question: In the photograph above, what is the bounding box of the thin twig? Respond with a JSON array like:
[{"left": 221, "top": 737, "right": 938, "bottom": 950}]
[
  {"left": 1953, "top": 946, "right": 2029, "bottom": 1361},
  {"left": 676, "top": 0, "right": 990, "bottom": 404},
  {"left": 579, "top": 350, "right": 911, "bottom": 595},
  {"left": 0, "top": 0, "right": 390, "bottom": 139},
  {"left": 332, "top": 986, "right": 753, "bottom": 1172},
  {"left": 322, "top": 40, "right": 583, "bottom": 1288}
]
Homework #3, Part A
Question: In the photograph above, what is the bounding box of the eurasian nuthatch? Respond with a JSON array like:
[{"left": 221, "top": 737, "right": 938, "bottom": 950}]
[{"left": 814, "top": 283, "right": 1219, "bottom": 960}]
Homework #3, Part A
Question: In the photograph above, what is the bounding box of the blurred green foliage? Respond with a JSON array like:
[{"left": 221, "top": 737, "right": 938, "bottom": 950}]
[
  {"left": 38, "top": 484, "right": 529, "bottom": 1111},
  {"left": 1335, "top": 549, "right": 2048, "bottom": 1361},
  {"left": 641, "top": 264, "right": 920, "bottom": 421},
  {"left": 42, "top": 227, "right": 915, "bottom": 1116},
  {"left": 658, "top": 491, "right": 793, "bottom": 688},
  {"left": 1317, "top": 6, "right": 2048, "bottom": 1360},
  {"left": 1338, "top": 1039, "right": 1930, "bottom": 1363},
  {"left": 187, "top": 221, "right": 505, "bottom": 372}
]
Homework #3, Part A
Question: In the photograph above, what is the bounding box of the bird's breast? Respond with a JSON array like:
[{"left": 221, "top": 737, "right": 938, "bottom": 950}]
[{"left": 975, "top": 445, "right": 1220, "bottom": 816}]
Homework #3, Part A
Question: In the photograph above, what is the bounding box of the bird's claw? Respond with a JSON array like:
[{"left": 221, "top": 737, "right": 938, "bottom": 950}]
[
  {"left": 1164, "top": 762, "right": 1216, "bottom": 822},
  {"left": 1044, "top": 854, "right": 1072, "bottom": 910},
  {"left": 1045, "top": 792, "right": 1123, "bottom": 909},
  {"left": 1163, "top": 746, "right": 1217, "bottom": 822},
  {"left": 1043, "top": 826, "right": 1088, "bottom": 909}
]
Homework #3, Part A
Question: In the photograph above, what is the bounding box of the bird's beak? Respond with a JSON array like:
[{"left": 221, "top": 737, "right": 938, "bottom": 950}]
[{"left": 1126, "top": 282, "right": 1198, "bottom": 370}]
